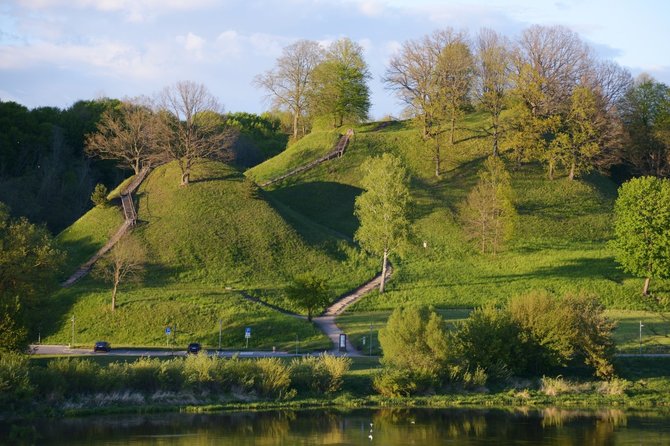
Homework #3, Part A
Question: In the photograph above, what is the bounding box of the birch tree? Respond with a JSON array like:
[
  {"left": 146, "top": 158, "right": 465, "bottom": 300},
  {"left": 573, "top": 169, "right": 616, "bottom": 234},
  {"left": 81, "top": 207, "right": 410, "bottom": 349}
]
[{"left": 354, "top": 154, "right": 410, "bottom": 293}]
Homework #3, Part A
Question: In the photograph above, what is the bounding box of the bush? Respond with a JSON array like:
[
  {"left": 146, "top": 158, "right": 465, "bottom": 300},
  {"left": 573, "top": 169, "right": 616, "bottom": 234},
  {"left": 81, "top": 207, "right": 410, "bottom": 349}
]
[
  {"left": 158, "top": 358, "right": 185, "bottom": 392},
  {"left": 183, "top": 352, "right": 216, "bottom": 390},
  {"left": 39, "top": 358, "right": 101, "bottom": 396},
  {"left": 378, "top": 306, "right": 451, "bottom": 384},
  {"left": 373, "top": 367, "right": 417, "bottom": 397},
  {"left": 254, "top": 358, "right": 292, "bottom": 399},
  {"left": 290, "top": 353, "right": 351, "bottom": 395},
  {"left": 91, "top": 183, "right": 109, "bottom": 207},
  {"left": 126, "top": 357, "right": 162, "bottom": 393},
  {"left": 451, "top": 304, "right": 523, "bottom": 378},
  {"left": 0, "top": 352, "right": 33, "bottom": 407}
]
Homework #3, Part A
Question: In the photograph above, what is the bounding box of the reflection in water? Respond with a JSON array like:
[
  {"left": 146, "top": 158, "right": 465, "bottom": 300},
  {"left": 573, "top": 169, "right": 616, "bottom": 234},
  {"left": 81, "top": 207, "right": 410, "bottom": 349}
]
[{"left": 3, "top": 407, "right": 669, "bottom": 445}]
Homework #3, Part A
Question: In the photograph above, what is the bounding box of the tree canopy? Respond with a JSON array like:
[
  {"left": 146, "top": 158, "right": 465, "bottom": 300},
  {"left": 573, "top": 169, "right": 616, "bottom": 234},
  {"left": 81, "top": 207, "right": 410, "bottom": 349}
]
[
  {"left": 354, "top": 154, "right": 411, "bottom": 293},
  {"left": 610, "top": 176, "right": 670, "bottom": 295}
]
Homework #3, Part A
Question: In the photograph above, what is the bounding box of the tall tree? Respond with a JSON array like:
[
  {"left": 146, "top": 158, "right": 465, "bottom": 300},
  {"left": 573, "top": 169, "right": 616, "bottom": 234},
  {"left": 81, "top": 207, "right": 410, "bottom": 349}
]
[
  {"left": 92, "top": 235, "right": 146, "bottom": 311},
  {"left": 285, "top": 273, "right": 330, "bottom": 321},
  {"left": 354, "top": 154, "right": 411, "bottom": 293},
  {"left": 551, "top": 86, "right": 604, "bottom": 180},
  {"left": 85, "top": 99, "right": 162, "bottom": 175},
  {"left": 618, "top": 74, "right": 670, "bottom": 177},
  {"left": 384, "top": 29, "right": 470, "bottom": 176},
  {"left": 436, "top": 31, "right": 474, "bottom": 145},
  {"left": 254, "top": 40, "right": 323, "bottom": 140},
  {"left": 309, "top": 38, "right": 371, "bottom": 127},
  {"left": 0, "top": 203, "right": 63, "bottom": 351},
  {"left": 460, "top": 156, "right": 515, "bottom": 254},
  {"left": 157, "top": 81, "right": 234, "bottom": 186},
  {"left": 474, "top": 28, "right": 511, "bottom": 156},
  {"left": 610, "top": 176, "right": 670, "bottom": 295}
]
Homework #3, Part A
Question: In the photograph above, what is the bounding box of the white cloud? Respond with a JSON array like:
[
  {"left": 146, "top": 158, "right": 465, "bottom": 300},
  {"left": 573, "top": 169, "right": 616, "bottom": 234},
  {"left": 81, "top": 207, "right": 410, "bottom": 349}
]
[
  {"left": 358, "top": 0, "right": 385, "bottom": 16},
  {"left": 177, "top": 32, "right": 206, "bottom": 57},
  {"left": 216, "top": 30, "right": 242, "bottom": 56},
  {"left": 17, "top": 0, "right": 218, "bottom": 22},
  {"left": 0, "top": 39, "right": 159, "bottom": 79}
]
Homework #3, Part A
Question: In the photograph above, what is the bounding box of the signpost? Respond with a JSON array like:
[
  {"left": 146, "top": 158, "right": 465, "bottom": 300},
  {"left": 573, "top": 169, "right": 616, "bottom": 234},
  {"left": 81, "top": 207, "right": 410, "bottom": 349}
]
[
  {"left": 165, "top": 326, "right": 171, "bottom": 349},
  {"left": 245, "top": 327, "right": 251, "bottom": 349},
  {"left": 218, "top": 319, "right": 223, "bottom": 351},
  {"left": 339, "top": 333, "right": 347, "bottom": 352}
]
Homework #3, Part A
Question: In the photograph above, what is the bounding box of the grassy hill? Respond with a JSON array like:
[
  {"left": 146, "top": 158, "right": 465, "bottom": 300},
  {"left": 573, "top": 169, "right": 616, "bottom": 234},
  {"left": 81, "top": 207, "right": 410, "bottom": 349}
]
[
  {"left": 247, "top": 114, "right": 669, "bottom": 312},
  {"left": 42, "top": 161, "right": 377, "bottom": 349}
]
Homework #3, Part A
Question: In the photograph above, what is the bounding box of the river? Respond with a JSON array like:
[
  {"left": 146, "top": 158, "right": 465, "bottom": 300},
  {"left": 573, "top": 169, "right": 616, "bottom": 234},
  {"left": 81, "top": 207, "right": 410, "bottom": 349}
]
[{"left": 3, "top": 407, "right": 670, "bottom": 445}]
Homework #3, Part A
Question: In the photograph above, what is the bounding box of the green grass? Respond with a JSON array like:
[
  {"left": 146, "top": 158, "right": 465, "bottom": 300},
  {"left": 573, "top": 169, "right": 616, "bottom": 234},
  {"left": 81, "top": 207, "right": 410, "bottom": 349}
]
[
  {"left": 246, "top": 116, "right": 670, "bottom": 310},
  {"left": 55, "top": 204, "right": 125, "bottom": 275},
  {"left": 44, "top": 160, "right": 377, "bottom": 348}
]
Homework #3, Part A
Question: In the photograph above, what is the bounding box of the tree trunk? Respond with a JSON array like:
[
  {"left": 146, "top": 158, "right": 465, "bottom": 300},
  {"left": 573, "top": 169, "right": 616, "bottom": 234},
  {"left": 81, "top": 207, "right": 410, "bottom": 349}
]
[
  {"left": 435, "top": 140, "right": 441, "bottom": 177},
  {"left": 111, "top": 272, "right": 119, "bottom": 311},
  {"left": 492, "top": 115, "right": 499, "bottom": 157},
  {"left": 568, "top": 161, "right": 576, "bottom": 181},
  {"left": 180, "top": 170, "right": 190, "bottom": 186},
  {"left": 450, "top": 117, "right": 456, "bottom": 145},
  {"left": 292, "top": 112, "right": 299, "bottom": 140},
  {"left": 379, "top": 250, "right": 388, "bottom": 294},
  {"left": 643, "top": 277, "right": 651, "bottom": 295},
  {"left": 133, "top": 159, "right": 140, "bottom": 175}
]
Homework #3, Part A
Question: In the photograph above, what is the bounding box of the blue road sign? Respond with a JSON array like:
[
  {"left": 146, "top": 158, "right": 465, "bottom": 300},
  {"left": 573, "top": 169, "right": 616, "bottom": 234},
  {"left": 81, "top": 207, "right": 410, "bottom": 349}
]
[
  {"left": 165, "top": 327, "right": 171, "bottom": 335},
  {"left": 245, "top": 327, "right": 251, "bottom": 338}
]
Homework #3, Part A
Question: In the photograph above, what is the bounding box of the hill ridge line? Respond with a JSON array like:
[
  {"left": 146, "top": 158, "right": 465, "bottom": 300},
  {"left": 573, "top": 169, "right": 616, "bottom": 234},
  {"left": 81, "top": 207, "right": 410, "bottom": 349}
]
[
  {"left": 61, "top": 165, "right": 152, "bottom": 287},
  {"left": 260, "top": 128, "right": 353, "bottom": 187}
]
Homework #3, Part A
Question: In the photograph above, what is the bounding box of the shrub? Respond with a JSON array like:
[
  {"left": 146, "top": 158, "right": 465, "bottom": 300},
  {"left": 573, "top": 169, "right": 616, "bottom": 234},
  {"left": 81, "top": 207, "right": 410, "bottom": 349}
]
[
  {"left": 45, "top": 358, "right": 101, "bottom": 396},
  {"left": 0, "top": 352, "right": 33, "bottom": 408},
  {"left": 373, "top": 367, "right": 417, "bottom": 397},
  {"left": 126, "top": 357, "right": 162, "bottom": 393},
  {"left": 290, "top": 353, "right": 351, "bottom": 395},
  {"left": 158, "top": 358, "right": 185, "bottom": 392},
  {"left": 378, "top": 305, "right": 451, "bottom": 384},
  {"left": 91, "top": 183, "right": 109, "bottom": 207},
  {"left": 451, "top": 304, "right": 523, "bottom": 378},
  {"left": 254, "top": 358, "right": 292, "bottom": 399},
  {"left": 183, "top": 352, "right": 216, "bottom": 390}
]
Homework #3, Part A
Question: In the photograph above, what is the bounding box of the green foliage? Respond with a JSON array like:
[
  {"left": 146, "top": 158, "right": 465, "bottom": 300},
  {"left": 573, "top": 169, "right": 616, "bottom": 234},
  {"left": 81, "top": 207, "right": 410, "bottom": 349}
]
[
  {"left": 454, "top": 292, "right": 616, "bottom": 379},
  {"left": 354, "top": 154, "right": 411, "bottom": 291},
  {"left": 372, "top": 367, "right": 417, "bottom": 397},
  {"left": 610, "top": 176, "right": 670, "bottom": 294},
  {"left": 451, "top": 304, "right": 520, "bottom": 378},
  {"left": 254, "top": 357, "right": 292, "bottom": 398},
  {"left": 285, "top": 273, "right": 330, "bottom": 321},
  {"left": 0, "top": 352, "right": 33, "bottom": 408},
  {"left": 289, "top": 353, "right": 351, "bottom": 394},
  {"left": 309, "top": 38, "right": 371, "bottom": 127},
  {"left": 91, "top": 183, "right": 109, "bottom": 207},
  {"left": 0, "top": 204, "right": 63, "bottom": 351},
  {"left": 378, "top": 306, "right": 451, "bottom": 386},
  {"left": 225, "top": 112, "right": 289, "bottom": 166},
  {"left": 460, "top": 155, "right": 516, "bottom": 254}
]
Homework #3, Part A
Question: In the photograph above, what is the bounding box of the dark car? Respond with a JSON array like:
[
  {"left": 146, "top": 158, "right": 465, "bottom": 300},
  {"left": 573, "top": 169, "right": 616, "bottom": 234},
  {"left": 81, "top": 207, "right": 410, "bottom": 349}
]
[
  {"left": 94, "top": 341, "right": 111, "bottom": 352},
  {"left": 187, "top": 343, "right": 202, "bottom": 354}
]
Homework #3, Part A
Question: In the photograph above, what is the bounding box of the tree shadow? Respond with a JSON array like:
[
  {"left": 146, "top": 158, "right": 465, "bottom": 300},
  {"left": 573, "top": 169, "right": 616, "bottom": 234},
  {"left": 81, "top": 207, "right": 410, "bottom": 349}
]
[{"left": 267, "top": 181, "right": 362, "bottom": 239}]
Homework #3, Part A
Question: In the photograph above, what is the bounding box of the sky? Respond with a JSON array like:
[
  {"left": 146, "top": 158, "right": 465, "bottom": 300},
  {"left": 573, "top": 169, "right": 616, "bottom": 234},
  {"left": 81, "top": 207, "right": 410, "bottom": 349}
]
[{"left": 1, "top": 0, "right": 669, "bottom": 119}]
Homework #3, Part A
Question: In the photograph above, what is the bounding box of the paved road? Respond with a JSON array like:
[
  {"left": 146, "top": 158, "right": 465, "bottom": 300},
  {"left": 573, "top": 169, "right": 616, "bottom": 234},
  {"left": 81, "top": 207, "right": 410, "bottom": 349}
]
[{"left": 30, "top": 344, "right": 318, "bottom": 358}]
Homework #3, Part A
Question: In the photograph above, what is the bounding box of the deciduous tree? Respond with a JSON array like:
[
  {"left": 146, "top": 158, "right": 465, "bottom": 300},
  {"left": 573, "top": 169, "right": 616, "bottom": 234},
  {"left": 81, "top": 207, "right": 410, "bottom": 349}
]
[
  {"left": 157, "top": 81, "right": 235, "bottom": 186},
  {"left": 309, "top": 38, "right": 371, "bottom": 127},
  {"left": 85, "top": 100, "right": 162, "bottom": 175},
  {"left": 610, "top": 176, "right": 670, "bottom": 295},
  {"left": 285, "top": 273, "right": 330, "bottom": 321},
  {"left": 0, "top": 203, "right": 63, "bottom": 351},
  {"left": 460, "top": 156, "right": 515, "bottom": 254},
  {"left": 93, "top": 235, "right": 146, "bottom": 311},
  {"left": 354, "top": 154, "right": 410, "bottom": 293},
  {"left": 474, "top": 28, "right": 511, "bottom": 156},
  {"left": 254, "top": 40, "right": 323, "bottom": 140}
]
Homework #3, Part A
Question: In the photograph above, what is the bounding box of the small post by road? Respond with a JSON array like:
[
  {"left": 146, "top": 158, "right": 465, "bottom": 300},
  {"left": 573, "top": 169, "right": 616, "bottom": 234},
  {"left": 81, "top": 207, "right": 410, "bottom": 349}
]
[
  {"left": 245, "top": 327, "right": 251, "bottom": 349},
  {"left": 70, "top": 315, "right": 75, "bottom": 348},
  {"left": 218, "top": 319, "right": 222, "bottom": 351},
  {"left": 640, "top": 321, "right": 644, "bottom": 354},
  {"left": 296, "top": 334, "right": 299, "bottom": 355},
  {"left": 369, "top": 322, "right": 373, "bottom": 356}
]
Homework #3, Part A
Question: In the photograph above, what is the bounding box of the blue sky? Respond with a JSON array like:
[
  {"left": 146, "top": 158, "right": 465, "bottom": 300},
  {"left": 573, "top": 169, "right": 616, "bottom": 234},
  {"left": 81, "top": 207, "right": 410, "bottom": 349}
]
[{"left": 1, "top": 0, "right": 669, "bottom": 118}]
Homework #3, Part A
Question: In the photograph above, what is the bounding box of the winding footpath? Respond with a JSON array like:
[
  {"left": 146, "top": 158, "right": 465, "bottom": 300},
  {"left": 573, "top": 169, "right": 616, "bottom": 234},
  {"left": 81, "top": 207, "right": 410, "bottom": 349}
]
[{"left": 312, "top": 266, "right": 391, "bottom": 356}]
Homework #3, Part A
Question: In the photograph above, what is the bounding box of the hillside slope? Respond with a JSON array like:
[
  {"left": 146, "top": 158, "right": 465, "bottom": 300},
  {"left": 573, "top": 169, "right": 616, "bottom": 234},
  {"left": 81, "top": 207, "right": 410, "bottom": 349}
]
[
  {"left": 43, "top": 161, "right": 377, "bottom": 348},
  {"left": 247, "top": 115, "right": 667, "bottom": 310}
]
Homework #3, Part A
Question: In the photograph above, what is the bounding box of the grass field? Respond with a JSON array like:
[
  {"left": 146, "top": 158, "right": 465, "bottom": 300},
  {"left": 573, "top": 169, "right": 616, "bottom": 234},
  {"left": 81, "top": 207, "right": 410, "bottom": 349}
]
[{"left": 46, "top": 112, "right": 670, "bottom": 349}]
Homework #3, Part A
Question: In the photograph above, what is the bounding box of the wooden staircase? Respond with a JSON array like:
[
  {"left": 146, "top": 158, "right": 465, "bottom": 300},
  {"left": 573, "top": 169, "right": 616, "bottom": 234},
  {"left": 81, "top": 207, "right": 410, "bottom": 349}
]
[
  {"left": 61, "top": 165, "right": 151, "bottom": 287},
  {"left": 261, "top": 129, "right": 354, "bottom": 187}
]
